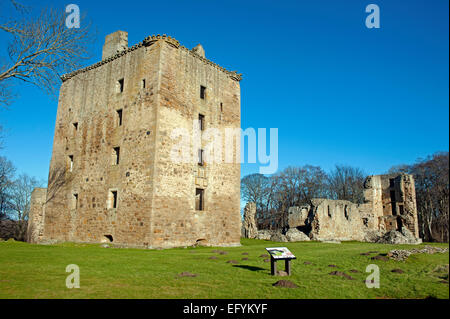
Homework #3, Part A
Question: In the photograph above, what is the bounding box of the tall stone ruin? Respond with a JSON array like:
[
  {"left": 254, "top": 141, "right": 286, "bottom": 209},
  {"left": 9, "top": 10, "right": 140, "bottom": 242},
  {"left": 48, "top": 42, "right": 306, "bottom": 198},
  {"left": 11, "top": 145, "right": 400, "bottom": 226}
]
[{"left": 28, "top": 31, "right": 243, "bottom": 249}]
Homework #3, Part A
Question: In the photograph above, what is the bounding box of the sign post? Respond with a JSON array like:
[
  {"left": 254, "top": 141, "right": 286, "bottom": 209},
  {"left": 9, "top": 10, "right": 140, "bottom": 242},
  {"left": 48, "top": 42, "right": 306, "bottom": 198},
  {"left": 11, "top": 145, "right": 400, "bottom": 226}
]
[{"left": 265, "top": 247, "right": 296, "bottom": 276}]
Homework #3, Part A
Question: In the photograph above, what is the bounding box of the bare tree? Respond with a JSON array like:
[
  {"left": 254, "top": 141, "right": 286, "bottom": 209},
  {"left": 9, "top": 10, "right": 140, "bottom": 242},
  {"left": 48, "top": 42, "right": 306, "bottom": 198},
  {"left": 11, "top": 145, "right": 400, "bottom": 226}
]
[
  {"left": 0, "top": 156, "right": 15, "bottom": 219},
  {"left": 0, "top": 1, "right": 94, "bottom": 107},
  {"left": 241, "top": 173, "right": 270, "bottom": 212},
  {"left": 7, "top": 173, "right": 42, "bottom": 240},
  {"left": 327, "top": 165, "right": 365, "bottom": 204}
]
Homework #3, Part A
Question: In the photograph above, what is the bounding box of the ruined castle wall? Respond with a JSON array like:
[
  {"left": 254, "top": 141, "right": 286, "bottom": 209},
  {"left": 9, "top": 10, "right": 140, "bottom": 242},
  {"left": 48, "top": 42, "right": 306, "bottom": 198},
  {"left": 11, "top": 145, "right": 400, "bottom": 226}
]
[
  {"left": 309, "top": 199, "right": 366, "bottom": 241},
  {"left": 148, "top": 42, "right": 241, "bottom": 248},
  {"left": 27, "top": 188, "right": 47, "bottom": 243},
  {"left": 43, "top": 42, "right": 161, "bottom": 246}
]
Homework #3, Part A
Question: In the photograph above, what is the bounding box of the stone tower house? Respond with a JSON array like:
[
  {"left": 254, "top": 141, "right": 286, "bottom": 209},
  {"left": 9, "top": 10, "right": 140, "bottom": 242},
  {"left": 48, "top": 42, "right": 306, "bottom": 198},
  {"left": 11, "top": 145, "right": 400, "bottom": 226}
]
[{"left": 28, "top": 32, "right": 243, "bottom": 248}]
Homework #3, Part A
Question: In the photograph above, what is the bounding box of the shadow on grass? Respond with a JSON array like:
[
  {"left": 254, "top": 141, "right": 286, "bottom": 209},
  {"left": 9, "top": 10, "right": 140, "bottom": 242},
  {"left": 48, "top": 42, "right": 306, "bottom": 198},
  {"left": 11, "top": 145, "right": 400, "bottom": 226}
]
[{"left": 232, "top": 265, "right": 266, "bottom": 272}]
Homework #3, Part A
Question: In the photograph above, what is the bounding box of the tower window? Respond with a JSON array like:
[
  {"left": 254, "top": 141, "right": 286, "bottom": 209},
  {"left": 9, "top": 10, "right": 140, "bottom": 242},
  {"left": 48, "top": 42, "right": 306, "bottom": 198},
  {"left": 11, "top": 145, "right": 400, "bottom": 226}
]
[
  {"left": 198, "top": 149, "right": 204, "bottom": 166},
  {"left": 200, "top": 86, "right": 206, "bottom": 99},
  {"left": 117, "top": 78, "right": 124, "bottom": 93},
  {"left": 68, "top": 155, "right": 74, "bottom": 172},
  {"left": 195, "top": 188, "right": 204, "bottom": 211},
  {"left": 142, "top": 79, "right": 146, "bottom": 89},
  {"left": 72, "top": 193, "right": 78, "bottom": 210},
  {"left": 389, "top": 178, "right": 395, "bottom": 188},
  {"left": 109, "top": 190, "right": 118, "bottom": 209},
  {"left": 198, "top": 114, "right": 205, "bottom": 130},
  {"left": 73, "top": 122, "right": 78, "bottom": 132},
  {"left": 112, "top": 147, "right": 120, "bottom": 165},
  {"left": 116, "top": 109, "right": 123, "bottom": 126}
]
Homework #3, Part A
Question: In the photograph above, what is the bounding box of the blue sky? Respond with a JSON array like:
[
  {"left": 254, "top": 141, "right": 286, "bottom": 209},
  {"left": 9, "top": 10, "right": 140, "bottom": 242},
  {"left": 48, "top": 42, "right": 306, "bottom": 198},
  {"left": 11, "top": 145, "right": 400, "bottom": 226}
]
[{"left": 0, "top": 0, "right": 448, "bottom": 183}]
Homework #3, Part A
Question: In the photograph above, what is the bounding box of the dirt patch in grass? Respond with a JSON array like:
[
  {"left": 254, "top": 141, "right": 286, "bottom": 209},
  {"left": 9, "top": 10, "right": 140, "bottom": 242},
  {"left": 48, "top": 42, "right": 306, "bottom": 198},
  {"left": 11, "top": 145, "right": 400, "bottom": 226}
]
[
  {"left": 177, "top": 272, "right": 197, "bottom": 278},
  {"left": 328, "top": 264, "right": 338, "bottom": 268},
  {"left": 209, "top": 256, "right": 218, "bottom": 260},
  {"left": 226, "top": 260, "right": 239, "bottom": 264},
  {"left": 329, "top": 271, "right": 355, "bottom": 280},
  {"left": 242, "top": 257, "right": 249, "bottom": 261},
  {"left": 303, "top": 261, "right": 313, "bottom": 265},
  {"left": 371, "top": 255, "right": 389, "bottom": 261},
  {"left": 259, "top": 254, "right": 269, "bottom": 258},
  {"left": 272, "top": 280, "right": 298, "bottom": 288},
  {"left": 263, "top": 259, "right": 270, "bottom": 262},
  {"left": 349, "top": 269, "right": 360, "bottom": 273},
  {"left": 391, "top": 269, "right": 405, "bottom": 274},
  {"left": 360, "top": 253, "right": 370, "bottom": 256},
  {"left": 242, "top": 252, "right": 249, "bottom": 255}
]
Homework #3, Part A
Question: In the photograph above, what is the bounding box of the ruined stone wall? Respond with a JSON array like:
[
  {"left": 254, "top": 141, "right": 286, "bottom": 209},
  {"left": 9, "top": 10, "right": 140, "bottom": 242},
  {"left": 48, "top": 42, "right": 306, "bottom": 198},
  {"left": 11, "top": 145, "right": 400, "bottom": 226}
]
[
  {"left": 286, "top": 174, "right": 420, "bottom": 242},
  {"left": 39, "top": 33, "right": 242, "bottom": 248},
  {"left": 309, "top": 199, "right": 366, "bottom": 241},
  {"left": 27, "top": 188, "right": 47, "bottom": 243}
]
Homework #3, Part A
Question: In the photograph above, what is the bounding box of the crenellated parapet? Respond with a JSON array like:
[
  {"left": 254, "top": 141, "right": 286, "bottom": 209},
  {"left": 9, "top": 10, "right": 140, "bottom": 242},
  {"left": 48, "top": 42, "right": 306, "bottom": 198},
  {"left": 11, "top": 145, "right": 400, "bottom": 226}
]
[{"left": 61, "top": 33, "right": 242, "bottom": 82}]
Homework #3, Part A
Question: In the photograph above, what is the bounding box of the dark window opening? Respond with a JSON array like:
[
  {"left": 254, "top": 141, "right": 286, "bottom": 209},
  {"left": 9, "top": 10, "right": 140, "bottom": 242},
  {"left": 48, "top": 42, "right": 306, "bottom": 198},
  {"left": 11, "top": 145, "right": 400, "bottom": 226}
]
[
  {"left": 200, "top": 86, "right": 206, "bottom": 99},
  {"left": 220, "top": 102, "right": 223, "bottom": 112},
  {"left": 195, "top": 188, "right": 204, "bottom": 211},
  {"left": 73, "top": 122, "right": 78, "bottom": 131},
  {"left": 198, "top": 149, "right": 204, "bottom": 166},
  {"left": 104, "top": 235, "right": 113, "bottom": 242},
  {"left": 399, "top": 204, "right": 404, "bottom": 215},
  {"left": 390, "top": 190, "right": 396, "bottom": 202},
  {"left": 396, "top": 217, "right": 403, "bottom": 231},
  {"left": 118, "top": 78, "right": 124, "bottom": 93},
  {"left": 142, "top": 79, "right": 146, "bottom": 89},
  {"left": 73, "top": 193, "right": 78, "bottom": 209},
  {"left": 198, "top": 114, "right": 205, "bottom": 130},
  {"left": 112, "top": 147, "right": 120, "bottom": 165},
  {"left": 389, "top": 178, "right": 395, "bottom": 188},
  {"left": 344, "top": 205, "right": 349, "bottom": 220},
  {"left": 68, "top": 155, "right": 74, "bottom": 172},
  {"left": 391, "top": 204, "right": 397, "bottom": 216},
  {"left": 110, "top": 190, "right": 118, "bottom": 209},
  {"left": 327, "top": 206, "right": 332, "bottom": 218},
  {"left": 362, "top": 218, "right": 369, "bottom": 227},
  {"left": 117, "top": 109, "right": 123, "bottom": 126}
]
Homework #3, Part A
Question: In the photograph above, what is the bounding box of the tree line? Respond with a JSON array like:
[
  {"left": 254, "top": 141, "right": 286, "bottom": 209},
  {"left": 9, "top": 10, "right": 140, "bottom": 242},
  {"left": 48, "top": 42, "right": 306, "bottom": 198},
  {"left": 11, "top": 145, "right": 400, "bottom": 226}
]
[
  {"left": 0, "top": 127, "right": 42, "bottom": 240},
  {"left": 241, "top": 164, "right": 366, "bottom": 230},
  {"left": 241, "top": 152, "right": 449, "bottom": 242}
]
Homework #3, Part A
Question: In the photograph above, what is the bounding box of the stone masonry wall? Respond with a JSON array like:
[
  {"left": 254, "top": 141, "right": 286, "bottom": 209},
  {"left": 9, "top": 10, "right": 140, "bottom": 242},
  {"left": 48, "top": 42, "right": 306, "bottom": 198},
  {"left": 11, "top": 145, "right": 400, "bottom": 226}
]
[{"left": 36, "top": 32, "right": 242, "bottom": 248}]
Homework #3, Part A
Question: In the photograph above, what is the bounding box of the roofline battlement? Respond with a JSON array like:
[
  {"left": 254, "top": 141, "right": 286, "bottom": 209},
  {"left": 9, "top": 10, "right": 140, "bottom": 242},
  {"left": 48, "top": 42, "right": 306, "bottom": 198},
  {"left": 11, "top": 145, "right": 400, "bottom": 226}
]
[{"left": 61, "top": 33, "right": 242, "bottom": 82}]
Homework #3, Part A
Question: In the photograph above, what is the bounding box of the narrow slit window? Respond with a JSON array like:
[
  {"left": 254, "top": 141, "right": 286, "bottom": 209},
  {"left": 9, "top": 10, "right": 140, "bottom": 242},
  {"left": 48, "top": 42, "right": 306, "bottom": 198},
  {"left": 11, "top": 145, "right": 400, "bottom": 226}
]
[
  {"left": 198, "top": 149, "right": 204, "bottom": 166},
  {"left": 198, "top": 114, "right": 205, "bottom": 130},
  {"left": 200, "top": 85, "right": 206, "bottom": 99},
  {"left": 195, "top": 188, "right": 204, "bottom": 211},
  {"left": 68, "top": 155, "right": 74, "bottom": 172},
  {"left": 117, "top": 109, "right": 123, "bottom": 126},
  {"left": 117, "top": 78, "right": 124, "bottom": 93},
  {"left": 142, "top": 79, "right": 146, "bottom": 89},
  {"left": 72, "top": 193, "right": 78, "bottom": 210},
  {"left": 112, "top": 147, "right": 120, "bottom": 165},
  {"left": 109, "top": 190, "right": 118, "bottom": 209},
  {"left": 73, "top": 122, "right": 78, "bottom": 132}
]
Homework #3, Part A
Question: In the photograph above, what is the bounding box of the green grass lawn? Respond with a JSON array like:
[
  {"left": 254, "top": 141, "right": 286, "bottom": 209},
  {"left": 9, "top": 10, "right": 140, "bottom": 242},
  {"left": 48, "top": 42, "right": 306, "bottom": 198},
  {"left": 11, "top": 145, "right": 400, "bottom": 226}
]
[{"left": 0, "top": 239, "right": 448, "bottom": 299}]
